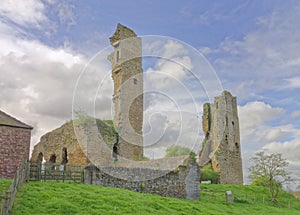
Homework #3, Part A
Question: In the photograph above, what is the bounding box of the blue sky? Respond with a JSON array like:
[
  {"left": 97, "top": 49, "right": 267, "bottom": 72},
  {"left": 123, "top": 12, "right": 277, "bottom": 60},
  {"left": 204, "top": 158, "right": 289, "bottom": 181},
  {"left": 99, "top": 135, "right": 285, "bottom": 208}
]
[{"left": 0, "top": 0, "right": 299, "bottom": 187}]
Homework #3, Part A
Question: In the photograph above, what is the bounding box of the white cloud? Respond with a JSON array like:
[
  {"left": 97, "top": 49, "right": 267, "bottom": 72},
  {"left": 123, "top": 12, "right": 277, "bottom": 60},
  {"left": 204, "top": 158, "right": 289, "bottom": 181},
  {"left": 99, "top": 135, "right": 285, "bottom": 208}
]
[
  {"left": 238, "top": 101, "right": 300, "bottom": 184},
  {"left": 0, "top": 0, "right": 47, "bottom": 27},
  {"left": 262, "top": 127, "right": 289, "bottom": 142},
  {"left": 144, "top": 40, "right": 194, "bottom": 91},
  {"left": 291, "top": 110, "right": 300, "bottom": 118},
  {"left": 238, "top": 101, "right": 284, "bottom": 138},
  {"left": 201, "top": 3, "right": 300, "bottom": 104},
  {"left": 0, "top": 4, "right": 107, "bottom": 154},
  {"left": 262, "top": 139, "right": 300, "bottom": 184},
  {"left": 284, "top": 76, "right": 300, "bottom": 89},
  {"left": 57, "top": 2, "right": 76, "bottom": 29}
]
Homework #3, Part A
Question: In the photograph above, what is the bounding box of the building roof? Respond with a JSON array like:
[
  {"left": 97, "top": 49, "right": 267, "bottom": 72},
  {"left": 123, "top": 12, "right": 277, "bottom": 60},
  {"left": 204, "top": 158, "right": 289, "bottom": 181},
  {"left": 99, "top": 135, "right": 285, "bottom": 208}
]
[{"left": 0, "top": 110, "right": 33, "bottom": 129}]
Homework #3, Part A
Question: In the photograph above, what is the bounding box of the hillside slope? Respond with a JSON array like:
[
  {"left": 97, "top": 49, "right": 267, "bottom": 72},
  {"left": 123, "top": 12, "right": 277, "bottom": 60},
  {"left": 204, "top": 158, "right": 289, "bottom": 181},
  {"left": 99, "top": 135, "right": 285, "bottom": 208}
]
[{"left": 10, "top": 183, "right": 300, "bottom": 215}]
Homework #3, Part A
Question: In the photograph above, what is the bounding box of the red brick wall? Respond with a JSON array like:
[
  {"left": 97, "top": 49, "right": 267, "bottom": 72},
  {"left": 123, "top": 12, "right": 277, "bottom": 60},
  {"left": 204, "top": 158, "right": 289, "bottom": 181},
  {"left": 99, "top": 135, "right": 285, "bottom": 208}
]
[{"left": 0, "top": 126, "right": 31, "bottom": 178}]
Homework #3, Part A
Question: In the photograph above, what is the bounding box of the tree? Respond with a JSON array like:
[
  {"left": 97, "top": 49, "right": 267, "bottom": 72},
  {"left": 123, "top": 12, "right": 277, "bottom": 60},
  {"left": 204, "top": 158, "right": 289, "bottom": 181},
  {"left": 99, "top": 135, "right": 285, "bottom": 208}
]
[
  {"left": 165, "top": 145, "right": 190, "bottom": 157},
  {"left": 200, "top": 163, "right": 220, "bottom": 184},
  {"left": 249, "top": 151, "right": 289, "bottom": 202}
]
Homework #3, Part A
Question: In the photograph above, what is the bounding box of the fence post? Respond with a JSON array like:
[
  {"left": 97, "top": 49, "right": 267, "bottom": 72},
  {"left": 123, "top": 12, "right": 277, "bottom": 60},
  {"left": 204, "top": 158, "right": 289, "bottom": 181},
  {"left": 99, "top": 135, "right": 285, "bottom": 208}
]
[
  {"left": 26, "top": 160, "right": 30, "bottom": 182},
  {"left": 0, "top": 159, "right": 30, "bottom": 215}
]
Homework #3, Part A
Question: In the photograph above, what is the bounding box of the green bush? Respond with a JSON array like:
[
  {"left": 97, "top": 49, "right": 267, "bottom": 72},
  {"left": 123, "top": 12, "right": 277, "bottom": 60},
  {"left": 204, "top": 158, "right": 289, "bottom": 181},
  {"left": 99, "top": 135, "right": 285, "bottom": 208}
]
[
  {"left": 200, "top": 163, "right": 220, "bottom": 184},
  {"left": 165, "top": 145, "right": 190, "bottom": 157}
]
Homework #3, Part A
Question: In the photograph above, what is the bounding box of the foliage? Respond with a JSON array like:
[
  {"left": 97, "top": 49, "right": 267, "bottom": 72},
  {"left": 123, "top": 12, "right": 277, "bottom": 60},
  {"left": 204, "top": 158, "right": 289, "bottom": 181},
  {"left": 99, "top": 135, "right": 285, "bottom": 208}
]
[
  {"left": 10, "top": 182, "right": 300, "bottom": 215},
  {"left": 133, "top": 156, "right": 150, "bottom": 161},
  {"left": 165, "top": 145, "right": 191, "bottom": 157},
  {"left": 200, "top": 163, "right": 220, "bottom": 184},
  {"left": 251, "top": 176, "right": 282, "bottom": 189},
  {"left": 189, "top": 151, "right": 197, "bottom": 162},
  {"left": 249, "top": 151, "right": 289, "bottom": 203},
  {"left": 73, "top": 110, "right": 94, "bottom": 126},
  {"left": 0, "top": 179, "right": 12, "bottom": 195},
  {"left": 73, "top": 110, "right": 117, "bottom": 149}
]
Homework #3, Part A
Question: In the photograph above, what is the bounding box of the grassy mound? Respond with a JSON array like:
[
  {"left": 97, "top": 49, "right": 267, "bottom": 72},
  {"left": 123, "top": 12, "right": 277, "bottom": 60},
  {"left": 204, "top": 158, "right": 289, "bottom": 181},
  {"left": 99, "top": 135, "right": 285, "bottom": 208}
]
[{"left": 9, "top": 182, "right": 300, "bottom": 215}]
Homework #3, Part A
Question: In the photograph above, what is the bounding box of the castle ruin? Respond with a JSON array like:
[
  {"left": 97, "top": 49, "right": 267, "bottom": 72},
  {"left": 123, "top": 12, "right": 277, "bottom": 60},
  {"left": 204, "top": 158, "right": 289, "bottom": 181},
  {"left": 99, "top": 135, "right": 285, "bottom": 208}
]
[
  {"left": 108, "top": 24, "right": 143, "bottom": 160},
  {"left": 199, "top": 91, "right": 243, "bottom": 184},
  {"left": 30, "top": 24, "right": 243, "bottom": 201}
]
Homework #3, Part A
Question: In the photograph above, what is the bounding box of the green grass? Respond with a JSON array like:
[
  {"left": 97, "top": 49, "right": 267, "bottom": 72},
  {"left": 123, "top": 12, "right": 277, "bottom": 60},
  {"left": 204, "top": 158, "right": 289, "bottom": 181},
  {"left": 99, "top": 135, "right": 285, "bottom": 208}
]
[
  {"left": 10, "top": 182, "right": 300, "bottom": 215},
  {"left": 0, "top": 179, "right": 12, "bottom": 205},
  {"left": 0, "top": 179, "right": 11, "bottom": 194}
]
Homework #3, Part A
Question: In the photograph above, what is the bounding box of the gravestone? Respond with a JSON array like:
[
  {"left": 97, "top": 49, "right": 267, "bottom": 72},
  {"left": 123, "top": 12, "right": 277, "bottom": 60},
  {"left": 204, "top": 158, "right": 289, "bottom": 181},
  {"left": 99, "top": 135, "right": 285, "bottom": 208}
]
[{"left": 225, "top": 190, "right": 234, "bottom": 203}]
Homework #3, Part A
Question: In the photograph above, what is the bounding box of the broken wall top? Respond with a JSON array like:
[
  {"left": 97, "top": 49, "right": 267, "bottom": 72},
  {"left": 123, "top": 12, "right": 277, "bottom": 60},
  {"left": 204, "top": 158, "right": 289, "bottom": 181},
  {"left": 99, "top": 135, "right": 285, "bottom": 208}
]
[{"left": 109, "top": 23, "right": 137, "bottom": 45}]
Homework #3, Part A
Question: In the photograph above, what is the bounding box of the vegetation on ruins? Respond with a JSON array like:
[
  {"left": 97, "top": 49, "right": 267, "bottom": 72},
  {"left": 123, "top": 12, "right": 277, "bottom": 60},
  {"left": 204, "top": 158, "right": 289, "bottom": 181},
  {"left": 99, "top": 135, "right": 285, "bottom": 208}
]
[
  {"left": 249, "top": 151, "right": 289, "bottom": 203},
  {"left": 200, "top": 163, "right": 220, "bottom": 184},
  {"left": 165, "top": 145, "right": 191, "bottom": 157}
]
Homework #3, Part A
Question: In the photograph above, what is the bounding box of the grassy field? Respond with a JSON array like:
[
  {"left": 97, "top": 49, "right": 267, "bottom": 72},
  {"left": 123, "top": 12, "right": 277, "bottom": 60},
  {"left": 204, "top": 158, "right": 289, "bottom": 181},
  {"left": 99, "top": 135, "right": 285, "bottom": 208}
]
[
  {"left": 6, "top": 182, "right": 300, "bottom": 215},
  {"left": 0, "top": 179, "right": 12, "bottom": 206}
]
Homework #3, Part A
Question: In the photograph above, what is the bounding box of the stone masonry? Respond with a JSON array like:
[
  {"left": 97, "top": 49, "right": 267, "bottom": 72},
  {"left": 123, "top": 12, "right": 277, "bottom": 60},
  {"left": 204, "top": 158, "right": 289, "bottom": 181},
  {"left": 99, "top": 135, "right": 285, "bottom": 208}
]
[
  {"left": 108, "top": 23, "right": 143, "bottom": 160},
  {"left": 0, "top": 110, "right": 33, "bottom": 178},
  {"left": 31, "top": 119, "right": 116, "bottom": 167},
  {"left": 84, "top": 156, "right": 200, "bottom": 200},
  {"left": 199, "top": 91, "right": 243, "bottom": 184}
]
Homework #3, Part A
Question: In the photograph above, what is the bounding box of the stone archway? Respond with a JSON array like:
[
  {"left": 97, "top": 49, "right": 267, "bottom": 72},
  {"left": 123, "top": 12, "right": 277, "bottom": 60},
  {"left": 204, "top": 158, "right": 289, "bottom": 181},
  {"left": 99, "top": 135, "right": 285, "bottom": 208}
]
[{"left": 37, "top": 152, "right": 43, "bottom": 163}]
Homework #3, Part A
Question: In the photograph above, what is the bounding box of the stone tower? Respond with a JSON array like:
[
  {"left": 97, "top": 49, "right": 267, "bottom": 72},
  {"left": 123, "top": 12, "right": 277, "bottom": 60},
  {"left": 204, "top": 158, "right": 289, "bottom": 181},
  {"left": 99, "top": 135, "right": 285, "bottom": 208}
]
[
  {"left": 108, "top": 24, "right": 143, "bottom": 160},
  {"left": 199, "top": 91, "right": 243, "bottom": 184}
]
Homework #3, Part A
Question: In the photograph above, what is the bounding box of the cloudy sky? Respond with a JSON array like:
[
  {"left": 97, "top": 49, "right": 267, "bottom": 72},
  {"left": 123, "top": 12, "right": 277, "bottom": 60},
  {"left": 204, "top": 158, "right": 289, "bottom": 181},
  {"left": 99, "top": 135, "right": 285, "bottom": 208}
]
[{"left": 0, "top": 0, "right": 299, "bottom": 186}]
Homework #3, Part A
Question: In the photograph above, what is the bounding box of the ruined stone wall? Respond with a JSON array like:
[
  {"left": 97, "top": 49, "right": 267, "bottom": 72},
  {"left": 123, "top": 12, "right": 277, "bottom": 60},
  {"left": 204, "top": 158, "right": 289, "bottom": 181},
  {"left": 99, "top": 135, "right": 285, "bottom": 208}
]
[
  {"left": 84, "top": 159, "right": 200, "bottom": 200},
  {"left": 31, "top": 119, "right": 116, "bottom": 167},
  {"left": 0, "top": 126, "right": 31, "bottom": 178},
  {"left": 31, "top": 121, "right": 89, "bottom": 166},
  {"left": 199, "top": 91, "right": 243, "bottom": 184},
  {"left": 108, "top": 24, "right": 143, "bottom": 160}
]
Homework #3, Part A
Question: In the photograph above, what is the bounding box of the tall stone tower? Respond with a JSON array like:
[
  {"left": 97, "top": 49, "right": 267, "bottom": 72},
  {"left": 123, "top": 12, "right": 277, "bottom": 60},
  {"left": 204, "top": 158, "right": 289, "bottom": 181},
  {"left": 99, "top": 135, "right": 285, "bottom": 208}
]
[
  {"left": 199, "top": 91, "right": 243, "bottom": 184},
  {"left": 108, "top": 24, "right": 143, "bottom": 160}
]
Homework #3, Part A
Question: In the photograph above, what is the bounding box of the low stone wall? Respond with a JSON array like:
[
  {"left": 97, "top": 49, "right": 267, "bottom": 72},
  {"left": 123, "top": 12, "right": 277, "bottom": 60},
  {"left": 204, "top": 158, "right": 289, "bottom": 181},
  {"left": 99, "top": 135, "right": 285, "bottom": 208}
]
[{"left": 84, "top": 157, "right": 200, "bottom": 200}]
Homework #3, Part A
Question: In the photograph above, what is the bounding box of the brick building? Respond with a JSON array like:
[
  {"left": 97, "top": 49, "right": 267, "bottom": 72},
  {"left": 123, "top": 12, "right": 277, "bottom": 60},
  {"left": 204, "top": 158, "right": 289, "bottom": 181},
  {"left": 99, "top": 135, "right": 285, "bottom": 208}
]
[{"left": 0, "top": 110, "right": 33, "bottom": 178}]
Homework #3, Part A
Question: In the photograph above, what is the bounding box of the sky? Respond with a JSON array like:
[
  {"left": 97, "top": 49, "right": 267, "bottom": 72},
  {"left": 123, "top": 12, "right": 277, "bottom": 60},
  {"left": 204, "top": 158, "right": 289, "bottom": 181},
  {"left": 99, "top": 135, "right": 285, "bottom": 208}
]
[{"left": 0, "top": 0, "right": 299, "bottom": 188}]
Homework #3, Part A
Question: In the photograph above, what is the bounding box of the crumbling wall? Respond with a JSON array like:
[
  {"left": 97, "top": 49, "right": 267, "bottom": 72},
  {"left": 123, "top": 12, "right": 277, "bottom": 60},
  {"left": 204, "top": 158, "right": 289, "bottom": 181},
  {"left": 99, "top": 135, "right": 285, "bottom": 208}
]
[
  {"left": 199, "top": 91, "right": 243, "bottom": 184},
  {"left": 108, "top": 24, "right": 143, "bottom": 160},
  {"left": 31, "top": 119, "right": 116, "bottom": 167},
  {"left": 84, "top": 157, "right": 200, "bottom": 200}
]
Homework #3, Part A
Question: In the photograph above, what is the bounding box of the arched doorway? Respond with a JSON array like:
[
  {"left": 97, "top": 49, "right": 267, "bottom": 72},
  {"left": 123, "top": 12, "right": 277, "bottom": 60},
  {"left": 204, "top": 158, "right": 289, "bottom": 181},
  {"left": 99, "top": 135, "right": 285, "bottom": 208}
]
[
  {"left": 49, "top": 154, "right": 56, "bottom": 170},
  {"left": 37, "top": 152, "right": 43, "bottom": 163}
]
